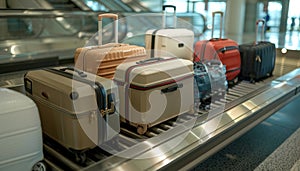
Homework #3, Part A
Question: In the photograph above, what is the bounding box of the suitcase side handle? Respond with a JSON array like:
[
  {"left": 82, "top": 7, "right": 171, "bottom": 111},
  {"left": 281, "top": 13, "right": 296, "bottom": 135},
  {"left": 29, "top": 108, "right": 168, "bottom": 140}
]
[
  {"left": 98, "top": 13, "right": 118, "bottom": 45},
  {"left": 211, "top": 11, "right": 224, "bottom": 39},
  {"left": 162, "top": 5, "right": 176, "bottom": 28},
  {"left": 136, "top": 57, "right": 163, "bottom": 64},
  {"left": 161, "top": 83, "right": 183, "bottom": 94},
  {"left": 255, "top": 19, "right": 265, "bottom": 44}
]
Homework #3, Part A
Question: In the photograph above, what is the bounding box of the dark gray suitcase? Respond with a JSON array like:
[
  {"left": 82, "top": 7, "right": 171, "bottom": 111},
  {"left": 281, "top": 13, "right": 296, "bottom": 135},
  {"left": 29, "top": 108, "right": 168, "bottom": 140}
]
[{"left": 239, "top": 19, "right": 276, "bottom": 82}]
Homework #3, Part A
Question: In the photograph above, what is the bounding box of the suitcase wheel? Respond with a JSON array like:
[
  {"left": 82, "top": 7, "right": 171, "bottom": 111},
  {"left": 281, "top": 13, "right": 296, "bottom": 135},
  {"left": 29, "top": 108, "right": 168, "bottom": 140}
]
[
  {"left": 74, "top": 151, "right": 87, "bottom": 164},
  {"left": 32, "top": 161, "right": 47, "bottom": 171},
  {"left": 233, "top": 77, "right": 239, "bottom": 84},
  {"left": 228, "top": 77, "right": 239, "bottom": 86},
  {"left": 250, "top": 79, "right": 256, "bottom": 84},
  {"left": 137, "top": 124, "right": 148, "bottom": 135}
]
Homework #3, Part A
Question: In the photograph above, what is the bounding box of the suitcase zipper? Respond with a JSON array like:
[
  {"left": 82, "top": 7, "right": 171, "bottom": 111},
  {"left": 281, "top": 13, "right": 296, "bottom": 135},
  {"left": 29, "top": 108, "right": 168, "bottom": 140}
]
[
  {"left": 217, "top": 46, "right": 239, "bottom": 53},
  {"left": 226, "top": 67, "right": 240, "bottom": 74},
  {"left": 129, "top": 74, "right": 192, "bottom": 91},
  {"left": 121, "top": 57, "right": 178, "bottom": 123},
  {"left": 150, "top": 29, "right": 161, "bottom": 58}
]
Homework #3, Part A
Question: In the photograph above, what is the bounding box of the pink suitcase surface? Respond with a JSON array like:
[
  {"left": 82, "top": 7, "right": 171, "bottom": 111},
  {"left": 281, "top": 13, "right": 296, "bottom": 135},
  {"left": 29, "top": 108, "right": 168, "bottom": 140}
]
[{"left": 75, "top": 13, "right": 147, "bottom": 79}]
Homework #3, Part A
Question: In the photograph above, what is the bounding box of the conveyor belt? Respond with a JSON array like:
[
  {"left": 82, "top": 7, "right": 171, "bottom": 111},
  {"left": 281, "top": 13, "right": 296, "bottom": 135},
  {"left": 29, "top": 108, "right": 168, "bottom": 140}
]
[
  {"left": 0, "top": 56, "right": 299, "bottom": 170},
  {"left": 36, "top": 71, "right": 299, "bottom": 170}
]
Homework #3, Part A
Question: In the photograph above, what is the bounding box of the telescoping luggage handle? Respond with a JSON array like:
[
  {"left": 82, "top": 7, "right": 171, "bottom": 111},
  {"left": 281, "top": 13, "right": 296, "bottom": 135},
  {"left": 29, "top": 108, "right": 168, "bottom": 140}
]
[
  {"left": 255, "top": 19, "right": 265, "bottom": 44},
  {"left": 211, "top": 11, "right": 224, "bottom": 39},
  {"left": 162, "top": 5, "right": 176, "bottom": 28},
  {"left": 98, "top": 13, "right": 118, "bottom": 45}
]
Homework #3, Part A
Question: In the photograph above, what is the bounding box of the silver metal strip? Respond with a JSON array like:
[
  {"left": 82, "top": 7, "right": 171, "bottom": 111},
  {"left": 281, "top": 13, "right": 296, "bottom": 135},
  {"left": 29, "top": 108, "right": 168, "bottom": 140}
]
[{"left": 83, "top": 69, "right": 300, "bottom": 171}]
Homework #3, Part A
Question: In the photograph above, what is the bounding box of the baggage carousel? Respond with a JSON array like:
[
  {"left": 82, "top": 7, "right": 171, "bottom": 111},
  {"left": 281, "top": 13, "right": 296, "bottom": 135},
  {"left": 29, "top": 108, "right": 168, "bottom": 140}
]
[{"left": 1, "top": 52, "right": 300, "bottom": 171}]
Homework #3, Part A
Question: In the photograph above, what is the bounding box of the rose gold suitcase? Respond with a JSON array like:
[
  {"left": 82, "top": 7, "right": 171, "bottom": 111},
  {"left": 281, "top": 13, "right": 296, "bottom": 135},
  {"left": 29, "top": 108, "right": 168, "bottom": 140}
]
[
  {"left": 74, "top": 13, "right": 147, "bottom": 79},
  {"left": 24, "top": 67, "right": 120, "bottom": 163},
  {"left": 114, "top": 57, "right": 194, "bottom": 134}
]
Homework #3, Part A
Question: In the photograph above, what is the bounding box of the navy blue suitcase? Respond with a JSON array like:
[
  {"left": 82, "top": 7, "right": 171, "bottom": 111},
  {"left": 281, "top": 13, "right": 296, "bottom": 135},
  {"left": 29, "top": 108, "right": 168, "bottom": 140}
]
[{"left": 239, "top": 20, "right": 276, "bottom": 82}]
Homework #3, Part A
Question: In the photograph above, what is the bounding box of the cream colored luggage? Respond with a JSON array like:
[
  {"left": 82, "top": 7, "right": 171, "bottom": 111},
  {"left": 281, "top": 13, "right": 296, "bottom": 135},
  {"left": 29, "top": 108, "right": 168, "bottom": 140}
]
[
  {"left": 145, "top": 5, "right": 194, "bottom": 60},
  {"left": 114, "top": 57, "right": 194, "bottom": 134},
  {"left": 24, "top": 67, "right": 119, "bottom": 163},
  {"left": 0, "top": 88, "right": 45, "bottom": 171},
  {"left": 75, "top": 13, "right": 147, "bottom": 79}
]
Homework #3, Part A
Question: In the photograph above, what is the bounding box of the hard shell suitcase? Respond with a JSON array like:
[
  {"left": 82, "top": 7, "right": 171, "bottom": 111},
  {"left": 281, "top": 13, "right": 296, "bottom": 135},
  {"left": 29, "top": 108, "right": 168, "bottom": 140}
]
[
  {"left": 194, "top": 60, "right": 227, "bottom": 110},
  {"left": 74, "top": 13, "right": 147, "bottom": 79},
  {"left": 239, "top": 19, "right": 276, "bottom": 82},
  {"left": 145, "top": 5, "right": 194, "bottom": 60},
  {"left": 0, "top": 88, "right": 45, "bottom": 171},
  {"left": 24, "top": 67, "right": 120, "bottom": 162},
  {"left": 114, "top": 57, "right": 194, "bottom": 134},
  {"left": 194, "top": 11, "right": 241, "bottom": 83}
]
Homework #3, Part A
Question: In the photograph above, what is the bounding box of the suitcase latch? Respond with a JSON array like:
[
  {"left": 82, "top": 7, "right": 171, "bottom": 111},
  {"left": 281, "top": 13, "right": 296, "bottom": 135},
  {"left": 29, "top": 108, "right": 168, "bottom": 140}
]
[
  {"left": 255, "top": 56, "right": 262, "bottom": 62},
  {"left": 100, "top": 102, "right": 115, "bottom": 117}
]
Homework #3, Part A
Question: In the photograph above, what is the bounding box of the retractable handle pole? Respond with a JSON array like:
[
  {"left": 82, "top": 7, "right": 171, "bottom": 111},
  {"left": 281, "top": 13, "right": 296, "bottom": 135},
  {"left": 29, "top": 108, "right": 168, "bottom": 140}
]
[
  {"left": 98, "top": 13, "right": 118, "bottom": 45},
  {"left": 211, "top": 11, "right": 224, "bottom": 39},
  {"left": 162, "top": 5, "right": 177, "bottom": 28},
  {"left": 255, "top": 19, "right": 265, "bottom": 44}
]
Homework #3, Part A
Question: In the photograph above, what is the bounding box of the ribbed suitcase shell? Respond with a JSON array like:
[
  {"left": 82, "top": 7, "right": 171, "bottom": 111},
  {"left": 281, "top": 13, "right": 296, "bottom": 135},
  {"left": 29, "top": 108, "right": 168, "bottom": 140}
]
[
  {"left": 0, "top": 88, "right": 43, "bottom": 171},
  {"left": 24, "top": 67, "right": 120, "bottom": 152},
  {"left": 239, "top": 41, "right": 275, "bottom": 81},
  {"left": 74, "top": 13, "right": 147, "bottom": 79},
  {"left": 114, "top": 57, "right": 194, "bottom": 134},
  {"left": 74, "top": 43, "right": 147, "bottom": 79},
  {"left": 238, "top": 20, "right": 276, "bottom": 81}
]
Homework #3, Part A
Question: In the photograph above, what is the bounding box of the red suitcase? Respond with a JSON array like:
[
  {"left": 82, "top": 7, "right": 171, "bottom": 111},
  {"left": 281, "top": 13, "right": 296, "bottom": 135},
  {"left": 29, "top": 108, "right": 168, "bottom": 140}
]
[{"left": 194, "top": 11, "right": 241, "bottom": 84}]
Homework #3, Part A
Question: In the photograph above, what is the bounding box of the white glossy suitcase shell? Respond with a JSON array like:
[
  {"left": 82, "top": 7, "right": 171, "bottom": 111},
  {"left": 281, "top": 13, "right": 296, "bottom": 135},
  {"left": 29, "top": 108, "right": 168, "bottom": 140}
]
[
  {"left": 145, "top": 29, "right": 194, "bottom": 60},
  {"left": 24, "top": 67, "right": 120, "bottom": 151},
  {"left": 145, "top": 5, "right": 194, "bottom": 60},
  {"left": 114, "top": 57, "right": 194, "bottom": 134},
  {"left": 0, "top": 88, "right": 44, "bottom": 171}
]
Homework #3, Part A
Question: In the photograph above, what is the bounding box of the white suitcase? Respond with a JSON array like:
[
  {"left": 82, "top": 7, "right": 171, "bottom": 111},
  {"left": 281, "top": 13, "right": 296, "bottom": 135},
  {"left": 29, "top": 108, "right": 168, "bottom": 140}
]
[
  {"left": 114, "top": 57, "right": 194, "bottom": 134},
  {"left": 0, "top": 88, "right": 45, "bottom": 171},
  {"left": 145, "top": 5, "right": 194, "bottom": 61}
]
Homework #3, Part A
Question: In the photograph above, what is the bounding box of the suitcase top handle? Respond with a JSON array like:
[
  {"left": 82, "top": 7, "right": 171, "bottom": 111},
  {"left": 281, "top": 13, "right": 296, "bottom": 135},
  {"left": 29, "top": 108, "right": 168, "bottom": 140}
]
[
  {"left": 162, "top": 5, "right": 176, "bottom": 28},
  {"left": 136, "top": 57, "right": 164, "bottom": 64},
  {"left": 211, "top": 11, "right": 224, "bottom": 39},
  {"left": 255, "top": 19, "right": 265, "bottom": 44},
  {"left": 98, "top": 13, "right": 118, "bottom": 45},
  {"left": 60, "top": 67, "right": 87, "bottom": 78}
]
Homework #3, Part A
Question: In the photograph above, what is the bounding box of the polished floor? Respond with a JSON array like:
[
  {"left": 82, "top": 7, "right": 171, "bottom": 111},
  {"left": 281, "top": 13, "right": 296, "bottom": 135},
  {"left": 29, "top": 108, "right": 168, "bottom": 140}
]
[{"left": 193, "top": 94, "right": 300, "bottom": 171}]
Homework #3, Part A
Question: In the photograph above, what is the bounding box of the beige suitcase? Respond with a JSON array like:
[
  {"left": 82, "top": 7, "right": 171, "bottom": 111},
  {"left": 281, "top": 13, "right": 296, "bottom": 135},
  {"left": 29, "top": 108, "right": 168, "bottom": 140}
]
[
  {"left": 114, "top": 57, "right": 194, "bottom": 134},
  {"left": 24, "top": 67, "right": 119, "bottom": 163},
  {"left": 74, "top": 13, "right": 147, "bottom": 79}
]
